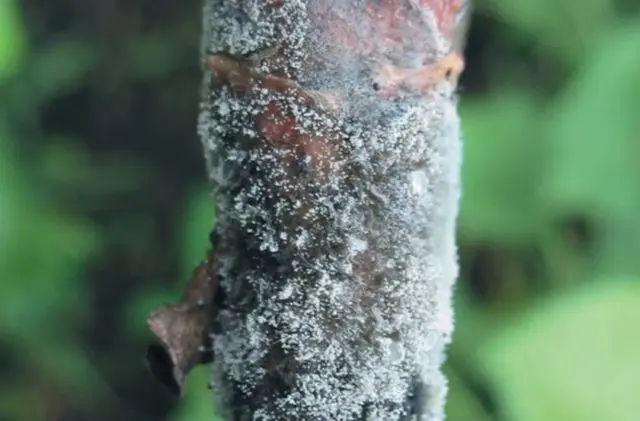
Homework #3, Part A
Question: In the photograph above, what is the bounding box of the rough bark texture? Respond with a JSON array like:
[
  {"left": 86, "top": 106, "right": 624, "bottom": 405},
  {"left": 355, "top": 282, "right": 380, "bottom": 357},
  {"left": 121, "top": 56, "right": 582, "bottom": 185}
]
[{"left": 197, "top": 1, "right": 466, "bottom": 419}]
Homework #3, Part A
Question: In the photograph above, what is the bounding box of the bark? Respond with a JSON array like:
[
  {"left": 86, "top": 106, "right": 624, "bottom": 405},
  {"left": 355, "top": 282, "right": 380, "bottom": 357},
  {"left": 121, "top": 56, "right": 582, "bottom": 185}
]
[{"left": 148, "top": 1, "right": 467, "bottom": 420}]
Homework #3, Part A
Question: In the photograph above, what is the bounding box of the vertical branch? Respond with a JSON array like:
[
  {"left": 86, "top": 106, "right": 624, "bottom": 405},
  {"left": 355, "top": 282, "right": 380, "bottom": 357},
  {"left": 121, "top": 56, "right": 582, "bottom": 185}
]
[{"left": 196, "top": 1, "right": 466, "bottom": 419}]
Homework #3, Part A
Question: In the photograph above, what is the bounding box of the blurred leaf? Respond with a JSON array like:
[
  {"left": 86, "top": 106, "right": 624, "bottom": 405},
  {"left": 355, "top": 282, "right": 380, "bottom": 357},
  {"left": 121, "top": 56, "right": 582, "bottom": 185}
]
[
  {"left": 459, "top": 90, "right": 545, "bottom": 244},
  {"left": 0, "top": 128, "right": 98, "bottom": 339},
  {"left": 127, "top": 33, "right": 190, "bottom": 80},
  {"left": 483, "top": 0, "right": 614, "bottom": 65},
  {"left": 450, "top": 285, "right": 512, "bottom": 358},
  {"left": 20, "top": 336, "right": 106, "bottom": 406},
  {"left": 445, "top": 365, "right": 495, "bottom": 421},
  {"left": 170, "top": 365, "right": 222, "bottom": 421},
  {"left": 4, "top": 40, "right": 98, "bottom": 116},
  {"left": 29, "top": 40, "right": 98, "bottom": 102},
  {"left": 0, "top": 386, "right": 44, "bottom": 421},
  {"left": 39, "top": 138, "right": 150, "bottom": 210},
  {"left": 0, "top": 0, "right": 27, "bottom": 80},
  {"left": 178, "top": 185, "right": 215, "bottom": 277},
  {"left": 481, "top": 277, "right": 640, "bottom": 421},
  {"left": 447, "top": 287, "right": 517, "bottom": 421},
  {"left": 542, "top": 23, "right": 640, "bottom": 273}
]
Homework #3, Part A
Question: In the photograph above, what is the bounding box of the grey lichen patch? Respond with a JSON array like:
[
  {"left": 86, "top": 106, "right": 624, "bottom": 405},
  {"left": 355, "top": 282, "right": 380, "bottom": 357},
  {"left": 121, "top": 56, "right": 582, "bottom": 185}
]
[{"left": 199, "top": 1, "right": 462, "bottom": 420}]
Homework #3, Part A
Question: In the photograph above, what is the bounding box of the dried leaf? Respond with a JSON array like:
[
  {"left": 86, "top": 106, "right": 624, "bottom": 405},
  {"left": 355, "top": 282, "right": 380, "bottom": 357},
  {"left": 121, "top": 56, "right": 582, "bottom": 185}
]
[{"left": 145, "top": 251, "right": 218, "bottom": 396}]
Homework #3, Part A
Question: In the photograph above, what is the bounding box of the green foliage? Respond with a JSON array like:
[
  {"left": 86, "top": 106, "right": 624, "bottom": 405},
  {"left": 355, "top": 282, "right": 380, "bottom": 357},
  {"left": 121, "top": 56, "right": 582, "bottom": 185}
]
[
  {"left": 0, "top": 101, "right": 101, "bottom": 421},
  {"left": 483, "top": 0, "right": 614, "bottom": 66},
  {"left": 447, "top": 5, "right": 640, "bottom": 420},
  {"left": 2, "top": 0, "right": 640, "bottom": 420},
  {"left": 0, "top": 0, "right": 26, "bottom": 79},
  {"left": 459, "top": 90, "right": 544, "bottom": 244},
  {"left": 481, "top": 278, "right": 640, "bottom": 421},
  {"left": 542, "top": 23, "right": 640, "bottom": 275},
  {"left": 544, "top": 24, "right": 640, "bottom": 217}
]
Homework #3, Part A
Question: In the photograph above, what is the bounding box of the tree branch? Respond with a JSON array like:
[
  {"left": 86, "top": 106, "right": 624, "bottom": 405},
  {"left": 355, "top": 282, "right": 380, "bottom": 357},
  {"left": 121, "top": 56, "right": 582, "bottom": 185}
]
[{"left": 149, "top": 1, "right": 467, "bottom": 420}]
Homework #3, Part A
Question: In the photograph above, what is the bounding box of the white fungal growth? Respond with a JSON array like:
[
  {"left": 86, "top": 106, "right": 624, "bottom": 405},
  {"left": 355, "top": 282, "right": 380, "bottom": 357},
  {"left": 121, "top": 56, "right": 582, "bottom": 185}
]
[{"left": 199, "top": 1, "right": 462, "bottom": 420}]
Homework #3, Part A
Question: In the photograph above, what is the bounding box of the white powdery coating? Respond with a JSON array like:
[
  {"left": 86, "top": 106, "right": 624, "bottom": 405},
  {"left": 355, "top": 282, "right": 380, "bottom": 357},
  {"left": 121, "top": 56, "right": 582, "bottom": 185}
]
[{"left": 199, "top": 1, "right": 461, "bottom": 420}]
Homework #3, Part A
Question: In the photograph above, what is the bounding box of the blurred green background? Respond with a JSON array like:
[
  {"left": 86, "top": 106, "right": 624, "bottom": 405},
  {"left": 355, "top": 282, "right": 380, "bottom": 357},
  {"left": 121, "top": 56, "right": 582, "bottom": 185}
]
[{"left": 1, "top": 1, "right": 640, "bottom": 420}]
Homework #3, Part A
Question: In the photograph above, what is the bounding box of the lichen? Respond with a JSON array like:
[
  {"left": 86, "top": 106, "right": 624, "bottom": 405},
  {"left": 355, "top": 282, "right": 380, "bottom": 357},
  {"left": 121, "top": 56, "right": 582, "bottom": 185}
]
[{"left": 198, "top": 1, "right": 462, "bottom": 420}]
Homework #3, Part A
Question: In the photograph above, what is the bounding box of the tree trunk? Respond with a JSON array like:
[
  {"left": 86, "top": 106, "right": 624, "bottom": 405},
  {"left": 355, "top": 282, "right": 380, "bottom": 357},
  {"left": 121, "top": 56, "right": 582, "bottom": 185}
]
[{"left": 195, "top": 1, "right": 465, "bottom": 419}]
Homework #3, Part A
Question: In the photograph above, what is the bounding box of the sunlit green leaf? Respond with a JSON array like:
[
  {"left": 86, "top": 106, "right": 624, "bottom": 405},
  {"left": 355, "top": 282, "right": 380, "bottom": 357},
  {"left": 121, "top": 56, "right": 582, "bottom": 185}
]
[
  {"left": 0, "top": 0, "right": 27, "bottom": 80},
  {"left": 542, "top": 23, "right": 640, "bottom": 273},
  {"left": 481, "top": 277, "right": 640, "bottom": 421}
]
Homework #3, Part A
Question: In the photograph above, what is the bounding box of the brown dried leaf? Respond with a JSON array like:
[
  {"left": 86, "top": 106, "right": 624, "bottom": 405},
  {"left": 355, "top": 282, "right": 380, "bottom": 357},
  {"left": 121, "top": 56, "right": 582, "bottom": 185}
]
[{"left": 145, "top": 252, "right": 218, "bottom": 396}]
